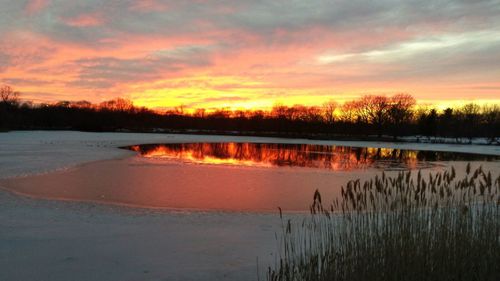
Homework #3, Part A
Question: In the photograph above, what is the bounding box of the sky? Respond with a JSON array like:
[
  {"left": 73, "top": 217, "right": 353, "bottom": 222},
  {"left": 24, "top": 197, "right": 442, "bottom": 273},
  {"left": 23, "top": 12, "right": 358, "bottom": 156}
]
[{"left": 0, "top": 0, "right": 499, "bottom": 110}]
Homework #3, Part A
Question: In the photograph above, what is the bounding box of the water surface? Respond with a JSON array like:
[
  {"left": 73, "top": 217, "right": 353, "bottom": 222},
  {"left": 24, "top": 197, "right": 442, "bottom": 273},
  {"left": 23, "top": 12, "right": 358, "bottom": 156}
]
[{"left": 126, "top": 142, "right": 497, "bottom": 170}]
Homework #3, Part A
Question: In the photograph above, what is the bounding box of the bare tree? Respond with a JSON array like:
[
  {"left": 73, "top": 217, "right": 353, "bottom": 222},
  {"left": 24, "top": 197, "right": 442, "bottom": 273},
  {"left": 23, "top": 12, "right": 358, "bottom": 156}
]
[
  {"left": 305, "top": 106, "right": 322, "bottom": 123},
  {"left": 459, "top": 103, "right": 481, "bottom": 143},
  {"left": 361, "top": 95, "right": 390, "bottom": 136},
  {"left": 288, "top": 105, "right": 307, "bottom": 121},
  {"left": 482, "top": 105, "right": 500, "bottom": 144},
  {"left": 322, "top": 100, "right": 338, "bottom": 124},
  {"left": 55, "top": 101, "right": 71, "bottom": 107},
  {"left": 0, "top": 85, "right": 20, "bottom": 106},
  {"left": 71, "top": 100, "right": 92, "bottom": 109},
  {"left": 387, "top": 93, "right": 416, "bottom": 138},
  {"left": 193, "top": 108, "right": 206, "bottom": 118},
  {"left": 114, "top": 98, "right": 134, "bottom": 111},
  {"left": 349, "top": 100, "right": 369, "bottom": 123},
  {"left": 271, "top": 103, "right": 288, "bottom": 119},
  {"left": 174, "top": 104, "right": 186, "bottom": 115},
  {"left": 209, "top": 107, "right": 231, "bottom": 118},
  {"left": 99, "top": 98, "right": 134, "bottom": 112},
  {"left": 338, "top": 100, "right": 358, "bottom": 123}
]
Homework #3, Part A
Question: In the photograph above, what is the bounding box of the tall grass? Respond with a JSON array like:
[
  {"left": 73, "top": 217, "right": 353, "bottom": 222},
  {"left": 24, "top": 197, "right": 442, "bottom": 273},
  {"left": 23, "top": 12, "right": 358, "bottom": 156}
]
[{"left": 266, "top": 164, "right": 499, "bottom": 281}]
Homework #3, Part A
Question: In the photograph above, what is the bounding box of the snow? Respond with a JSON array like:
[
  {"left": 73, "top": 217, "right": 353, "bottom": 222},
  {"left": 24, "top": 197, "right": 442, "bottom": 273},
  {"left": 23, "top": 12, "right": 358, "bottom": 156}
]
[
  {"left": 399, "top": 135, "right": 499, "bottom": 145},
  {"left": 0, "top": 131, "right": 499, "bottom": 281},
  {"left": 0, "top": 191, "right": 284, "bottom": 281}
]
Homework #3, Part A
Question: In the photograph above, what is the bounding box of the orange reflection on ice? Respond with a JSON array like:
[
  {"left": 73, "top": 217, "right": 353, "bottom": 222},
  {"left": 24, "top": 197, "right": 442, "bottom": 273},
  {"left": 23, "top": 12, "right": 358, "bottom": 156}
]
[
  {"left": 129, "top": 143, "right": 274, "bottom": 167},
  {"left": 2, "top": 144, "right": 497, "bottom": 212}
]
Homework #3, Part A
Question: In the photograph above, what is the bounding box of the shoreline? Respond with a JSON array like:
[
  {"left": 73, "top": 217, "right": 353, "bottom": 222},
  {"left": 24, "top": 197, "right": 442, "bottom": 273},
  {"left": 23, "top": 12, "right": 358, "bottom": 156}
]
[{"left": 4, "top": 128, "right": 500, "bottom": 145}]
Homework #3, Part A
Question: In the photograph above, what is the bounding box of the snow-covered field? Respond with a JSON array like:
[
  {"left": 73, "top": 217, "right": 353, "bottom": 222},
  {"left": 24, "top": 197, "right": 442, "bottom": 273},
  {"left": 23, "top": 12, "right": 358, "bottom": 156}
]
[{"left": 1, "top": 131, "right": 499, "bottom": 281}]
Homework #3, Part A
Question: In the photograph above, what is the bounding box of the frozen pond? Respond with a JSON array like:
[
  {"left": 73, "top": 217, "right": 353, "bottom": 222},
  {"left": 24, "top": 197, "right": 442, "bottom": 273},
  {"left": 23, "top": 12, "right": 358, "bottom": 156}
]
[
  {"left": 1, "top": 132, "right": 500, "bottom": 281},
  {"left": 2, "top": 141, "right": 499, "bottom": 212}
]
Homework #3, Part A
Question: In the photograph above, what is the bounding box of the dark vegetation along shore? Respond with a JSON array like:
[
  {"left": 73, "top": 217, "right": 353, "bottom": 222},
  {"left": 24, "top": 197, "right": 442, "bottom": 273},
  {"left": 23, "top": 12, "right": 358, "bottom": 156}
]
[
  {"left": 1, "top": 85, "right": 499, "bottom": 143},
  {"left": 267, "top": 164, "right": 499, "bottom": 281}
]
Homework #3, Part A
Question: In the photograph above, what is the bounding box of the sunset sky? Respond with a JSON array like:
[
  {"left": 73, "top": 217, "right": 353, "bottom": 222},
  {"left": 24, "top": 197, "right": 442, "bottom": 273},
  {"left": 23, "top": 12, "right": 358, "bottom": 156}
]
[{"left": 1, "top": 0, "right": 499, "bottom": 110}]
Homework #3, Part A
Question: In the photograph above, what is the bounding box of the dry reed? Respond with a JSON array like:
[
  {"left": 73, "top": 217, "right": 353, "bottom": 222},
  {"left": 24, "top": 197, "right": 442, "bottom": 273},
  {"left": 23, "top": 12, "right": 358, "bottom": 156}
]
[{"left": 266, "top": 164, "right": 499, "bottom": 281}]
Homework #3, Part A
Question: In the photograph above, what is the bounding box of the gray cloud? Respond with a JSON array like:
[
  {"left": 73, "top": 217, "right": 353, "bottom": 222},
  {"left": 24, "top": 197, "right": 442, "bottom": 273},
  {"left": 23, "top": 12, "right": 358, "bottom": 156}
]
[
  {"left": 0, "top": 41, "right": 56, "bottom": 70},
  {"left": 1, "top": 77, "right": 54, "bottom": 86},
  {"left": 2, "top": 0, "right": 499, "bottom": 49},
  {"left": 66, "top": 45, "right": 213, "bottom": 89},
  {"left": 318, "top": 30, "right": 500, "bottom": 85},
  {"left": 0, "top": 52, "right": 10, "bottom": 72}
]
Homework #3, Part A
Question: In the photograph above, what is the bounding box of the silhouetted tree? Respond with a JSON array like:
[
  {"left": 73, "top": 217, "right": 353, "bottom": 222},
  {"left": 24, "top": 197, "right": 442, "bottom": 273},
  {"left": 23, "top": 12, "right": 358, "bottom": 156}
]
[
  {"left": 338, "top": 101, "right": 358, "bottom": 123},
  {"left": 361, "top": 95, "right": 390, "bottom": 136},
  {"left": 387, "top": 94, "right": 416, "bottom": 138},
  {"left": 100, "top": 97, "right": 134, "bottom": 112},
  {"left": 193, "top": 108, "right": 206, "bottom": 118},
  {"left": 0, "top": 88, "right": 498, "bottom": 141},
  {"left": 0, "top": 85, "right": 21, "bottom": 129},
  {"left": 271, "top": 103, "right": 288, "bottom": 119},
  {"left": 459, "top": 103, "right": 481, "bottom": 143},
  {"left": 0, "top": 85, "right": 20, "bottom": 106},
  {"left": 418, "top": 108, "right": 438, "bottom": 138},
  {"left": 322, "top": 100, "right": 338, "bottom": 124},
  {"left": 440, "top": 108, "right": 454, "bottom": 138},
  {"left": 482, "top": 105, "right": 500, "bottom": 144}
]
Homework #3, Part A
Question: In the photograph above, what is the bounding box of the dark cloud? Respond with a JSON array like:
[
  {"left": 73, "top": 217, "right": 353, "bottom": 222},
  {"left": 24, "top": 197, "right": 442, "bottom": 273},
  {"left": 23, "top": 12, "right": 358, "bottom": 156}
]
[
  {"left": 65, "top": 79, "right": 116, "bottom": 90},
  {"left": 66, "top": 45, "right": 213, "bottom": 89},
  {"left": 2, "top": 0, "right": 499, "bottom": 49},
  {"left": 0, "top": 41, "right": 56, "bottom": 69}
]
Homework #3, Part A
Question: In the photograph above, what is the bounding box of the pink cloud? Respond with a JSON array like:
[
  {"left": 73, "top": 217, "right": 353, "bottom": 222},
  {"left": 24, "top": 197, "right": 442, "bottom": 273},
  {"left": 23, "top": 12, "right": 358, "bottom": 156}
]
[
  {"left": 24, "top": 0, "right": 50, "bottom": 15},
  {"left": 61, "top": 12, "right": 105, "bottom": 27}
]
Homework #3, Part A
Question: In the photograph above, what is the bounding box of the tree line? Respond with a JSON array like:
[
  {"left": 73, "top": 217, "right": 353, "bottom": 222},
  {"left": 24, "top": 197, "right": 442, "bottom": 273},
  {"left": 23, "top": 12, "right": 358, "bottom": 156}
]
[{"left": 1, "top": 85, "right": 498, "bottom": 143}]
